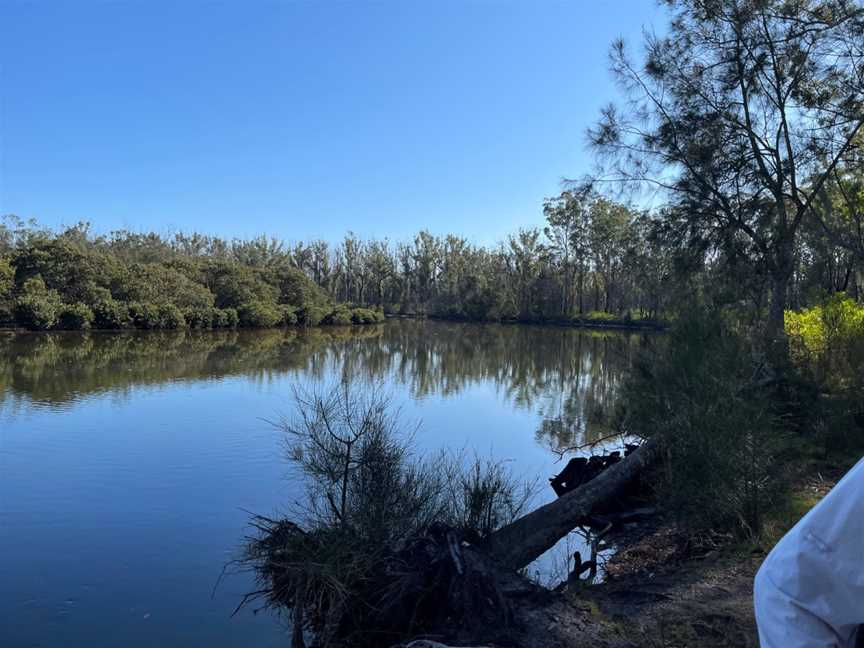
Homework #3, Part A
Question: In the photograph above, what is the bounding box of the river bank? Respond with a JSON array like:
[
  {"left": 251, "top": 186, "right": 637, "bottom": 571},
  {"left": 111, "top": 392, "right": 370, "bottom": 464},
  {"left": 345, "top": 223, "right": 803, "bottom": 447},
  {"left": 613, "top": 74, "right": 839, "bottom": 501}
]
[
  {"left": 388, "top": 449, "right": 859, "bottom": 648},
  {"left": 385, "top": 312, "right": 667, "bottom": 332}
]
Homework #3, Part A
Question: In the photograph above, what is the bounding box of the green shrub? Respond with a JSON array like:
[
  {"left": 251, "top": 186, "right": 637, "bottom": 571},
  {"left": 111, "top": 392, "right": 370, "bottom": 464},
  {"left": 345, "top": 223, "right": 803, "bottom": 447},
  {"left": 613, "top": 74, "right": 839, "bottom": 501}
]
[
  {"left": 786, "top": 295, "right": 864, "bottom": 446},
  {"left": 15, "top": 277, "right": 63, "bottom": 330},
  {"left": 192, "top": 308, "right": 211, "bottom": 329},
  {"left": 158, "top": 303, "right": 186, "bottom": 329},
  {"left": 59, "top": 302, "right": 94, "bottom": 330},
  {"left": 220, "top": 307, "right": 239, "bottom": 328},
  {"left": 128, "top": 302, "right": 162, "bottom": 329},
  {"left": 621, "top": 309, "right": 784, "bottom": 536},
  {"left": 297, "top": 304, "right": 330, "bottom": 326},
  {"left": 324, "top": 305, "right": 353, "bottom": 325},
  {"left": 81, "top": 285, "right": 129, "bottom": 329},
  {"left": 786, "top": 294, "right": 864, "bottom": 375},
  {"left": 350, "top": 308, "right": 384, "bottom": 324},
  {"left": 280, "top": 305, "right": 299, "bottom": 326},
  {"left": 0, "top": 257, "right": 13, "bottom": 302},
  {"left": 583, "top": 311, "right": 617, "bottom": 322},
  {"left": 238, "top": 301, "right": 282, "bottom": 328}
]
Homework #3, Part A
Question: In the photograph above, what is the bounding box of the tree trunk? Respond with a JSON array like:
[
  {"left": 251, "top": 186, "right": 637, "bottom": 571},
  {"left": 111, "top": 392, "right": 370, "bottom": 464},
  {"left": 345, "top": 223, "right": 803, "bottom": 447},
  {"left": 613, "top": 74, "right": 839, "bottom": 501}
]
[
  {"left": 486, "top": 438, "right": 657, "bottom": 571},
  {"left": 765, "top": 270, "right": 791, "bottom": 370}
]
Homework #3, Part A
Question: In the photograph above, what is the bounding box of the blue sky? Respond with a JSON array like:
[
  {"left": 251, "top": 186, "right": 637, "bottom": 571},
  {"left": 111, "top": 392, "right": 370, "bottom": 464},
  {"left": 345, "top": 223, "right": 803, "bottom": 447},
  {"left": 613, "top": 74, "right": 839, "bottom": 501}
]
[{"left": 0, "top": 1, "right": 666, "bottom": 246}]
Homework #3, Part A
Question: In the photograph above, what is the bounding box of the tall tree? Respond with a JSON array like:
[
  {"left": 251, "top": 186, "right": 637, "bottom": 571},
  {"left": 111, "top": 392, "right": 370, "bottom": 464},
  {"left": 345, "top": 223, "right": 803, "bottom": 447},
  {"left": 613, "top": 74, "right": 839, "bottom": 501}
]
[{"left": 588, "top": 0, "right": 864, "bottom": 364}]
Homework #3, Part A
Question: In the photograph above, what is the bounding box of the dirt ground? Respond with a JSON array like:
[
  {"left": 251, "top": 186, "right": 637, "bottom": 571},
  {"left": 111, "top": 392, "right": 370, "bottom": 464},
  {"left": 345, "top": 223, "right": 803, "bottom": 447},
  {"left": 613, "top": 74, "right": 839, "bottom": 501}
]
[
  {"left": 573, "top": 468, "right": 846, "bottom": 648},
  {"left": 584, "top": 524, "right": 764, "bottom": 647}
]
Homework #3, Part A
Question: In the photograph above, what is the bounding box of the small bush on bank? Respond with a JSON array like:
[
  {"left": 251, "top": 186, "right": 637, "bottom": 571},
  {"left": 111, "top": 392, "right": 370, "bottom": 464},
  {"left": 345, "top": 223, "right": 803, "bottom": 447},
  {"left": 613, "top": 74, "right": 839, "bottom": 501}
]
[
  {"left": 15, "top": 277, "right": 63, "bottom": 330},
  {"left": 158, "top": 303, "right": 186, "bottom": 329},
  {"left": 350, "top": 307, "right": 385, "bottom": 324},
  {"left": 241, "top": 384, "right": 534, "bottom": 647},
  {"left": 323, "top": 305, "right": 353, "bottom": 325},
  {"left": 85, "top": 286, "right": 130, "bottom": 329},
  {"left": 221, "top": 307, "right": 239, "bottom": 328},
  {"left": 280, "top": 305, "right": 298, "bottom": 326},
  {"left": 582, "top": 311, "right": 618, "bottom": 322},
  {"left": 59, "top": 302, "right": 95, "bottom": 330},
  {"left": 297, "top": 304, "right": 329, "bottom": 326},
  {"left": 238, "top": 300, "right": 283, "bottom": 328},
  {"left": 128, "top": 302, "right": 162, "bottom": 329}
]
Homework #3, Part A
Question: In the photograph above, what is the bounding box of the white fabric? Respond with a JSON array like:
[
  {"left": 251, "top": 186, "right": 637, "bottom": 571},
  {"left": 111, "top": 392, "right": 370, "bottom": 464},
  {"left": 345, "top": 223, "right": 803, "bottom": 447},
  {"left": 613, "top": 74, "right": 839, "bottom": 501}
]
[{"left": 754, "top": 457, "right": 864, "bottom": 647}]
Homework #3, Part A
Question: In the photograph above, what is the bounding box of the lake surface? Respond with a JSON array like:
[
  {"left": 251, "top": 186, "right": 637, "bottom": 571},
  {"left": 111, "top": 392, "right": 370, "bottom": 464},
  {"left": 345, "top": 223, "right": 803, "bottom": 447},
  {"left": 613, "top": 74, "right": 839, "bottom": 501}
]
[{"left": 0, "top": 320, "right": 639, "bottom": 647}]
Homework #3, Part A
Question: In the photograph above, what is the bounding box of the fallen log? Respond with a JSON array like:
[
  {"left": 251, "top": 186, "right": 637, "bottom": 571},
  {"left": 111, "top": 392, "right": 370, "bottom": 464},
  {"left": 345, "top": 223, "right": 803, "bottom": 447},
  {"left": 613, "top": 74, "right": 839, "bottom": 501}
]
[{"left": 486, "top": 438, "right": 658, "bottom": 571}]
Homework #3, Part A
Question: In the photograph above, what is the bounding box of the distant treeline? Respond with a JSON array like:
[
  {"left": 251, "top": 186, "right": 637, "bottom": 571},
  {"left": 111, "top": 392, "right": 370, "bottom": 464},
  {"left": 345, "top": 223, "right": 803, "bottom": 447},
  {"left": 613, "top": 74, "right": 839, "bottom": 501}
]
[
  {"left": 1, "top": 184, "right": 858, "bottom": 331},
  {"left": 0, "top": 216, "right": 385, "bottom": 331},
  {"left": 0, "top": 197, "right": 667, "bottom": 331}
]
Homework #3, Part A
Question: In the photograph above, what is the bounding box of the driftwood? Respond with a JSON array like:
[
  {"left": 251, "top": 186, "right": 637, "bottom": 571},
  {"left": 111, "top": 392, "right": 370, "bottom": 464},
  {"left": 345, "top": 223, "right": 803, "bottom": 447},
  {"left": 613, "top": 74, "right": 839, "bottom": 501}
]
[
  {"left": 549, "top": 444, "right": 640, "bottom": 497},
  {"left": 486, "top": 438, "right": 658, "bottom": 571}
]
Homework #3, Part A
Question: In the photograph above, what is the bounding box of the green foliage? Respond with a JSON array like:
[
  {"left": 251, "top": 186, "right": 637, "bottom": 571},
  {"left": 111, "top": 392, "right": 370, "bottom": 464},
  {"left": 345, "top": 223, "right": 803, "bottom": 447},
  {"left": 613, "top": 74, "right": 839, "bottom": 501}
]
[
  {"left": 128, "top": 302, "right": 163, "bottom": 330},
  {"left": 786, "top": 295, "right": 864, "bottom": 372},
  {"left": 786, "top": 294, "right": 864, "bottom": 445},
  {"left": 158, "top": 303, "right": 186, "bottom": 329},
  {"left": 350, "top": 308, "right": 385, "bottom": 324},
  {"left": 205, "top": 261, "right": 278, "bottom": 309},
  {"left": 0, "top": 256, "right": 14, "bottom": 325},
  {"left": 86, "top": 286, "right": 130, "bottom": 329},
  {"left": 324, "top": 305, "right": 354, "bottom": 325},
  {"left": 15, "top": 277, "right": 64, "bottom": 330},
  {"left": 582, "top": 311, "right": 617, "bottom": 322},
  {"left": 59, "top": 302, "right": 95, "bottom": 330},
  {"left": 238, "top": 300, "right": 283, "bottom": 328},
  {"left": 0, "top": 257, "right": 13, "bottom": 300},
  {"left": 12, "top": 238, "right": 119, "bottom": 303},
  {"left": 297, "top": 304, "right": 330, "bottom": 326},
  {"left": 116, "top": 262, "right": 215, "bottom": 311},
  {"left": 621, "top": 309, "right": 784, "bottom": 536},
  {"left": 221, "top": 307, "right": 239, "bottom": 328},
  {"left": 243, "top": 385, "right": 534, "bottom": 646},
  {"left": 280, "top": 305, "right": 299, "bottom": 326}
]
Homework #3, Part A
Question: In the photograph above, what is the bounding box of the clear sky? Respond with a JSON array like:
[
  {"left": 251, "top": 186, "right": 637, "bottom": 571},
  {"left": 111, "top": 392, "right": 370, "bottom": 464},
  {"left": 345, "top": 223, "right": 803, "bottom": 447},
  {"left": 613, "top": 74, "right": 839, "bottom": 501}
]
[{"left": 0, "top": 1, "right": 666, "bottom": 246}]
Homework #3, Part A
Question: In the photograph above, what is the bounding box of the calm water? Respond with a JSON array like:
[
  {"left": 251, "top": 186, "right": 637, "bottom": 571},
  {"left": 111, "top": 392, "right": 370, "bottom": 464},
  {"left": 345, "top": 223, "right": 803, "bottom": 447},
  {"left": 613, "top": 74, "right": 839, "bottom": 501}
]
[{"left": 0, "top": 320, "right": 638, "bottom": 647}]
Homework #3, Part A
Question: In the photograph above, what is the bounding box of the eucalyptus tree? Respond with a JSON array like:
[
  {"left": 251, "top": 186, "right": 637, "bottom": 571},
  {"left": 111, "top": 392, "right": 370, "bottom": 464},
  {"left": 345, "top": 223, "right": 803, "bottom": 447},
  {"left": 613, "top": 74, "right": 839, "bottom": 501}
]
[
  {"left": 588, "top": 0, "right": 864, "bottom": 364},
  {"left": 544, "top": 191, "right": 588, "bottom": 315}
]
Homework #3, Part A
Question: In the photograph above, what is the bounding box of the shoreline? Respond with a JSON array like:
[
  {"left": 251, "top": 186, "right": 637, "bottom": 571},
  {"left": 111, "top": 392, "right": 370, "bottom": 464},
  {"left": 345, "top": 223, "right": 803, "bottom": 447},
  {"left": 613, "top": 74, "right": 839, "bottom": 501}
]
[{"left": 385, "top": 312, "right": 668, "bottom": 332}]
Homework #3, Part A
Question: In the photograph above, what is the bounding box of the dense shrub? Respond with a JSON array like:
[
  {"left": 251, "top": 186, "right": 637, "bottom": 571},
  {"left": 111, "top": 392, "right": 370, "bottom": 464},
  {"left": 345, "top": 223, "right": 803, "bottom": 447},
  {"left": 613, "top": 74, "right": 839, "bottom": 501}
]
[
  {"left": 184, "top": 306, "right": 213, "bottom": 329},
  {"left": 128, "top": 302, "right": 162, "bottom": 329},
  {"left": 620, "top": 309, "right": 784, "bottom": 536},
  {"left": 582, "top": 311, "right": 617, "bottom": 322},
  {"left": 15, "top": 277, "right": 63, "bottom": 330},
  {"left": 324, "top": 305, "right": 353, "bottom": 325},
  {"left": 205, "top": 261, "right": 279, "bottom": 310},
  {"left": 116, "top": 262, "right": 215, "bottom": 311},
  {"left": 0, "top": 257, "right": 13, "bottom": 301},
  {"left": 786, "top": 294, "right": 864, "bottom": 446},
  {"left": 12, "top": 238, "right": 121, "bottom": 303},
  {"left": 59, "top": 302, "right": 95, "bottom": 330},
  {"left": 87, "top": 287, "right": 131, "bottom": 329},
  {"left": 280, "top": 306, "right": 299, "bottom": 326},
  {"left": 350, "top": 308, "right": 385, "bottom": 324},
  {"left": 221, "top": 307, "right": 239, "bottom": 328},
  {"left": 297, "top": 304, "right": 330, "bottom": 326},
  {"left": 0, "top": 257, "right": 14, "bottom": 326},
  {"left": 158, "top": 303, "right": 186, "bottom": 329},
  {"left": 238, "top": 301, "right": 283, "bottom": 328}
]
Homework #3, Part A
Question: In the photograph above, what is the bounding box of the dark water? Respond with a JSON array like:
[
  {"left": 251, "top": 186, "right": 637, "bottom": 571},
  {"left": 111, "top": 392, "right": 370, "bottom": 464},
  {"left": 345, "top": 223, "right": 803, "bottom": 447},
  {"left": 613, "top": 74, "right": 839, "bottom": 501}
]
[{"left": 0, "top": 320, "right": 638, "bottom": 647}]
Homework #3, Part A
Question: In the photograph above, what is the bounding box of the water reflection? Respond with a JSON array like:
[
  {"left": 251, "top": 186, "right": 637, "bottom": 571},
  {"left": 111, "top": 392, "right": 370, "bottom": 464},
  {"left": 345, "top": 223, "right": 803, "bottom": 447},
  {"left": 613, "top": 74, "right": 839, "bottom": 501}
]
[{"left": 0, "top": 322, "right": 638, "bottom": 451}]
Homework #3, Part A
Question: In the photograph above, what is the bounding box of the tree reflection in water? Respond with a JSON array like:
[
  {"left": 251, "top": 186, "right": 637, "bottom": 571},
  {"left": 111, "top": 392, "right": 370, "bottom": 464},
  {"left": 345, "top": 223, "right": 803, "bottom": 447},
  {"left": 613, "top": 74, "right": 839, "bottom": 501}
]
[{"left": 0, "top": 320, "right": 643, "bottom": 451}]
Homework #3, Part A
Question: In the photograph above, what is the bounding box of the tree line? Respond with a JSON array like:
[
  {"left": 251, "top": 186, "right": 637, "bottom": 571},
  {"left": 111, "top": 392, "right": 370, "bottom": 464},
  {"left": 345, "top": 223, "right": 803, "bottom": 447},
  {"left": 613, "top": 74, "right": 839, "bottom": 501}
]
[{"left": 1, "top": 161, "right": 862, "bottom": 334}]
